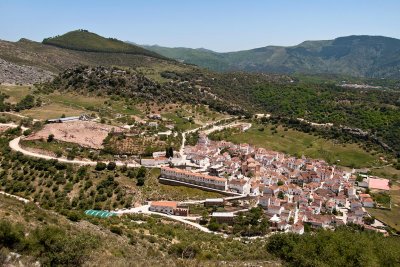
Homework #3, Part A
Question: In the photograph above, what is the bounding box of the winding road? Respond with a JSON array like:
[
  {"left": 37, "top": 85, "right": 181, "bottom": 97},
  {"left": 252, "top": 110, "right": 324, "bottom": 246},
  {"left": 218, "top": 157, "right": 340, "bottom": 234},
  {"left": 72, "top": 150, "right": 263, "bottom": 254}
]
[
  {"left": 9, "top": 136, "right": 140, "bottom": 167},
  {"left": 7, "top": 117, "right": 253, "bottom": 234},
  {"left": 8, "top": 117, "right": 242, "bottom": 168}
]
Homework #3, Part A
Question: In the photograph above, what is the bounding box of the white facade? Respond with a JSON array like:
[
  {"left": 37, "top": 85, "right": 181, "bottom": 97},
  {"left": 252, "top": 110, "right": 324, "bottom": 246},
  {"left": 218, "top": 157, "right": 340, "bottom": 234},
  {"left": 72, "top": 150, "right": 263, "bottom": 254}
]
[{"left": 161, "top": 167, "right": 227, "bottom": 191}]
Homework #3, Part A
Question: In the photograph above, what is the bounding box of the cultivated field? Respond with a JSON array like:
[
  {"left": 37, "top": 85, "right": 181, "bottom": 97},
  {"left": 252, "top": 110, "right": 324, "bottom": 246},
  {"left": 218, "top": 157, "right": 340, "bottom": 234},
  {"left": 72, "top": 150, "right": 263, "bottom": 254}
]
[{"left": 25, "top": 121, "right": 124, "bottom": 149}]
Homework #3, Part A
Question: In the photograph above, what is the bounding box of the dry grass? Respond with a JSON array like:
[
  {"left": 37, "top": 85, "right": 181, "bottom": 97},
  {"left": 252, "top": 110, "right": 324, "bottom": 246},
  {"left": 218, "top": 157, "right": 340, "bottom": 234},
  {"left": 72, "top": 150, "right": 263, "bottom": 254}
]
[
  {"left": 0, "top": 85, "right": 33, "bottom": 104},
  {"left": 21, "top": 102, "right": 85, "bottom": 120}
]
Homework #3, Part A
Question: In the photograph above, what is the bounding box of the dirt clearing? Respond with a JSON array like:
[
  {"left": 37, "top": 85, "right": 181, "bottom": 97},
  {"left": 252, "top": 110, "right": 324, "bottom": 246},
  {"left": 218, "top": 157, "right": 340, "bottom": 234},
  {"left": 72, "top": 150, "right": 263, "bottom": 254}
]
[{"left": 25, "top": 121, "right": 124, "bottom": 149}]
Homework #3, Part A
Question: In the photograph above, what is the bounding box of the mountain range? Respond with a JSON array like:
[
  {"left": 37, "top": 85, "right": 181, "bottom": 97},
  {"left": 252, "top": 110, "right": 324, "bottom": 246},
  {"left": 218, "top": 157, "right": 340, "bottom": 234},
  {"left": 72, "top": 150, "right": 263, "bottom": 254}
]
[{"left": 141, "top": 35, "right": 400, "bottom": 78}]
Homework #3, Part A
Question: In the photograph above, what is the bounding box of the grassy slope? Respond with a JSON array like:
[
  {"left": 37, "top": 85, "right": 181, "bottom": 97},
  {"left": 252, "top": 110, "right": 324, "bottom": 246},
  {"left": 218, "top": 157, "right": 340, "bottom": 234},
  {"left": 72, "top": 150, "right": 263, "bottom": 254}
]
[
  {"left": 367, "top": 184, "right": 400, "bottom": 232},
  {"left": 222, "top": 124, "right": 378, "bottom": 168},
  {"left": 0, "top": 195, "right": 176, "bottom": 266},
  {"left": 0, "top": 38, "right": 189, "bottom": 74},
  {"left": 3, "top": 194, "right": 274, "bottom": 266},
  {"left": 0, "top": 85, "right": 33, "bottom": 104},
  {"left": 142, "top": 168, "right": 223, "bottom": 201},
  {"left": 21, "top": 102, "right": 85, "bottom": 120},
  {"left": 370, "top": 166, "right": 400, "bottom": 181}
]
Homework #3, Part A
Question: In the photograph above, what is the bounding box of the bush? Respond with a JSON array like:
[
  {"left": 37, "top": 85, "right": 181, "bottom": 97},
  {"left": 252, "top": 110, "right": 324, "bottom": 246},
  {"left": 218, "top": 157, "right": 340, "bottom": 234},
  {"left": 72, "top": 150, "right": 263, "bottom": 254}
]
[
  {"left": 55, "top": 150, "right": 63, "bottom": 158},
  {"left": 136, "top": 176, "right": 145, "bottom": 186},
  {"left": 47, "top": 134, "right": 54, "bottom": 142},
  {"left": 107, "top": 161, "right": 116, "bottom": 171},
  {"left": 110, "top": 226, "right": 123, "bottom": 235},
  {"left": 266, "top": 227, "right": 400, "bottom": 266},
  {"left": 23, "top": 129, "right": 32, "bottom": 136},
  {"left": 29, "top": 226, "right": 98, "bottom": 266},
  {"left": 95, "top": 162, "right": 107, "bottom": 171},
  {"left": 66, "top": 211, "right": 83, "bottom": 222},
  {"left": 0, "top": 220, "right": 24, "bottom": 250}
]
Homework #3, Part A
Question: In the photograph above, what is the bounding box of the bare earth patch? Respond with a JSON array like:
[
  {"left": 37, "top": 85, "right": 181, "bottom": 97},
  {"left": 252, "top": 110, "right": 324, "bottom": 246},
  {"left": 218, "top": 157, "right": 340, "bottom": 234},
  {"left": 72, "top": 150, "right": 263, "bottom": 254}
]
[
  {"left": 25, "top": 121, "right": 124, "bottom": 149},
  {"left": 0, "top": 126, "right": 10, "bottom": 132}
]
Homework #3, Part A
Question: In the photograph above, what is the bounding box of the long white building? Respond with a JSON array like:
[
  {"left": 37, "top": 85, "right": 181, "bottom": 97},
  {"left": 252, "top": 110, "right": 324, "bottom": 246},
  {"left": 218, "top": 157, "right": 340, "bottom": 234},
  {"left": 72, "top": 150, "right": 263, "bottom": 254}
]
[{"left": 160, "top": 167, "right": 227, "bottom": 191}]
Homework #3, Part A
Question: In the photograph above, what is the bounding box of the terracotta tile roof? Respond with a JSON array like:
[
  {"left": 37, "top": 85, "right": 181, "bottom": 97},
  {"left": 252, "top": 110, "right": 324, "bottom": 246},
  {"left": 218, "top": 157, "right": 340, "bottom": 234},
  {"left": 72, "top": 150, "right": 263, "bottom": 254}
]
[
  {"left": 161, "top": 167, "right": 226, "bottom": 182},
  {"left": 151, "top": 201, "right": 177, "bottom": 208}
]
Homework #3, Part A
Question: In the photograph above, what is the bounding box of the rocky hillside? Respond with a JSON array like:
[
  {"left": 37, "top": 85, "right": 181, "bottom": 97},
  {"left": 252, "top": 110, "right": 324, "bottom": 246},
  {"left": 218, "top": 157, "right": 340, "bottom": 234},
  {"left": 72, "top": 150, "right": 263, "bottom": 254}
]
[
  {"left": 142, "top": 35, "right": 400, "bottom": 78},
  {"left": 47, "top": 65, "right": 245, "bottom": 114},
  {"left": 0, "top": 58, "right": 53, "bottom": 84},
  {"left": 0, "top": 31, "right": 187, "bottom": 84}
]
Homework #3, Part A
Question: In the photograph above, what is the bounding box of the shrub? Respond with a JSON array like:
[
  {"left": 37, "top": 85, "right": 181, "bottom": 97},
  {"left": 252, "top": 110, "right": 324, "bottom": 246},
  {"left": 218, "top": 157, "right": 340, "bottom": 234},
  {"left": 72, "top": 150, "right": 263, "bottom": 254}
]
[
  {"left": 0, "top": 220, "right": 24, "bottom": 250},
  {"left": 107, "top": 161, "right": 116, "bottom": 171},
  {"left": 23, "top": 129, "right": 32, "bottom": 136},
  {"left": 47, "top": 134, "right": 54, "bottom": 142},
  {"left": 95, "top": 162, "right": 107, "bottom": 171},
  {"left": 110, "top": 226, "right": 123, "bottom": 235}
]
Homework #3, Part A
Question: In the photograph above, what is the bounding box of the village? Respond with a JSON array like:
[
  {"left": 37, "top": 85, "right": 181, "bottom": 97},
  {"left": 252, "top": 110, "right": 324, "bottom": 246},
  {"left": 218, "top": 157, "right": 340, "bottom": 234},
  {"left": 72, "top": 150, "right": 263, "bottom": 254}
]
[
  {"left": 118, "top": 127, "right": 392, "bottom": 236},
  {"left": 3, "top": 111, "right": 392, "bottom": 237}
]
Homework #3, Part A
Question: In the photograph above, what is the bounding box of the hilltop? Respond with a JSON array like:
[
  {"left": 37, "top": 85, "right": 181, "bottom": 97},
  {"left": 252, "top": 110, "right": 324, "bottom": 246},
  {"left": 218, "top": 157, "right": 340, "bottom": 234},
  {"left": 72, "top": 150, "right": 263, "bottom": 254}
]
[
  {"left": 0, "top": 30, "right": 185, "bottom": 82},
  {"left": 43, "top": 29, "right": 165, "bottom": 59},
  {"left": 142, "top": 35, "right": 400, "bottom": 78}
]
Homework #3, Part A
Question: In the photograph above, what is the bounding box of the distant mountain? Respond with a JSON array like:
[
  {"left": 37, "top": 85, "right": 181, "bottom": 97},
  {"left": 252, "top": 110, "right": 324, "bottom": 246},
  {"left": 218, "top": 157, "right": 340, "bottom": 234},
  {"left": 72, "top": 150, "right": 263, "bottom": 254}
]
[
  {"left": 141, "top": 35, "right": 400, "bottom": 78},
  {"left": 43, "top": 29, "right": 165, "bottom": 59}
]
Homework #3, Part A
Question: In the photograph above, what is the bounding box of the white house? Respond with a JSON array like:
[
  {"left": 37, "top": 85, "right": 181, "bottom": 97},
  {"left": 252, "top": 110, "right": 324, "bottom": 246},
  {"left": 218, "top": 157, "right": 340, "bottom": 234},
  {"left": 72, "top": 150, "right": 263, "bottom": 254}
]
[
  {"left": 149, "top": 201, "right": 177, "bottom": 215},
  {"left": 228, "top": 178, "right": 250, "bottom": 195}
]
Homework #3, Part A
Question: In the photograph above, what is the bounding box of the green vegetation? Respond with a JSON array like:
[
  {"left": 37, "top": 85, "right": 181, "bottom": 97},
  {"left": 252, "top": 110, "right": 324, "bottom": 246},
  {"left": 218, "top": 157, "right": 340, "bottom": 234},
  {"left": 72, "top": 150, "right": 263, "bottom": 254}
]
[
  {"left": 21, "top": 139, "right": 114, "bottom": 161},
  {"left": 142, "top": 168, "right": 223, "bottom": 200},
  {"left": 368, "top": 185, "right": 400, "bottom": 232},
  {"left": 0, "top": 134, "right": 222, "bottom": 214},
  {"left": 164, "top": 112, "right": 198, "bottom": 131},
  {"left": 43, "top": 65, "right": 243, "bottom": 117},
  {"left": 2, "top": 195, "right": 275, "bottom": 266},
  {"left": 0, "top": 85, "right": 32, "bottom": 104},
  {"left": 372, "top": 192, "right": 391, "bottom": 206},
  {"left": 0, "top": 86, "right": 41, "bottom": 113},
  {"left": 0, "top": 220, "right": 98, "bottom": 266},
  {"left": 43, "top": 29, "right": 164, "bottom": 59},
  {"left": 232, "top": 207, "right": 269, "bottom": 236},
  {"left": 20, "top": 102, "right": 85, "bottom": 120},
  {"left": 145, "top": 35, "right": 400, "bottom": 78},
  {"left": 249, "top": 83, "right": 400, "bottom": 155},
  {"left": 370, "top": 166, "right": 400, "bottom": 181},
  {"left": 267, "top": 226, "right": 400, "bottom": 266},
  {"left": 210, "top": 124, "right": 379, "bottom": 168}
]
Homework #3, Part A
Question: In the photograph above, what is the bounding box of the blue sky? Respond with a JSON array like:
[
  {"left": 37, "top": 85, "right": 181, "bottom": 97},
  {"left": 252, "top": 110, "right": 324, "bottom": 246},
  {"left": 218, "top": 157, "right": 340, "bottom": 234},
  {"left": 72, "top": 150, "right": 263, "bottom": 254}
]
[{"left": 0, "top": 0, "right": 399, "bottom": 52}]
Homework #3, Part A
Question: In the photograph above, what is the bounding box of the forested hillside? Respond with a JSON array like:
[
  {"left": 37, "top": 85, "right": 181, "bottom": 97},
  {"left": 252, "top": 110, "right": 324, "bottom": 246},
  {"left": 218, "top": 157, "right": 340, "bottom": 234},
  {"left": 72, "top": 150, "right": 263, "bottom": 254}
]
[
  {"left": 41, "top": 65, "right": 245, "bottom": 115},
  {"left": 43, "top": 30, "right": 165, "bottom": 59},
  {"left": 143, "top": 35, "right": 400, "bottom": 78},
  {"left": 160, "top": 70, "right": 400, "bottom": 155}
]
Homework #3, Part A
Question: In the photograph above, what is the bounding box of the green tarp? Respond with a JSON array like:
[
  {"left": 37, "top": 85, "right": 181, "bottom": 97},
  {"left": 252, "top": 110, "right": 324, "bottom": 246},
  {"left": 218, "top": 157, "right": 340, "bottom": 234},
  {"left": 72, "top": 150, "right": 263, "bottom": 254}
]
[{"left": 84, "top": 210, "right": 117, "bottom": 218}]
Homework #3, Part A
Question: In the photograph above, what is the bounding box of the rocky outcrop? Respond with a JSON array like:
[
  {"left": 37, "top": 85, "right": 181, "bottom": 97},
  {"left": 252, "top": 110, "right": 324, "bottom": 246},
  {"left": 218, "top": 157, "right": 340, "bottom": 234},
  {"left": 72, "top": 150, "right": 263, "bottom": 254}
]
[{"left": 0, "top": 58, "right": 54, "bottom": 85}]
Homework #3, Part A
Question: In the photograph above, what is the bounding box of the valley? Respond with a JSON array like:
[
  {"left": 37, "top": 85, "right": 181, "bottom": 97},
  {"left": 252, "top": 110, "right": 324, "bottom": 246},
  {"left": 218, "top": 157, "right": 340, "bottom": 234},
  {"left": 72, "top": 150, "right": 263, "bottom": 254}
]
[{"left": 0, "top": 26, "right": 399, "bottom": 267}]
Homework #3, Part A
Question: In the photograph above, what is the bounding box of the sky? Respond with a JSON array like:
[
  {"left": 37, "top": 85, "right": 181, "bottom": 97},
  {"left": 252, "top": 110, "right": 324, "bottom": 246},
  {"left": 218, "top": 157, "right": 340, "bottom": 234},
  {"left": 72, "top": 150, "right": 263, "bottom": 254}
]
[{"left": 0, "top": 0, "right": 399, "bottom": 52}]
